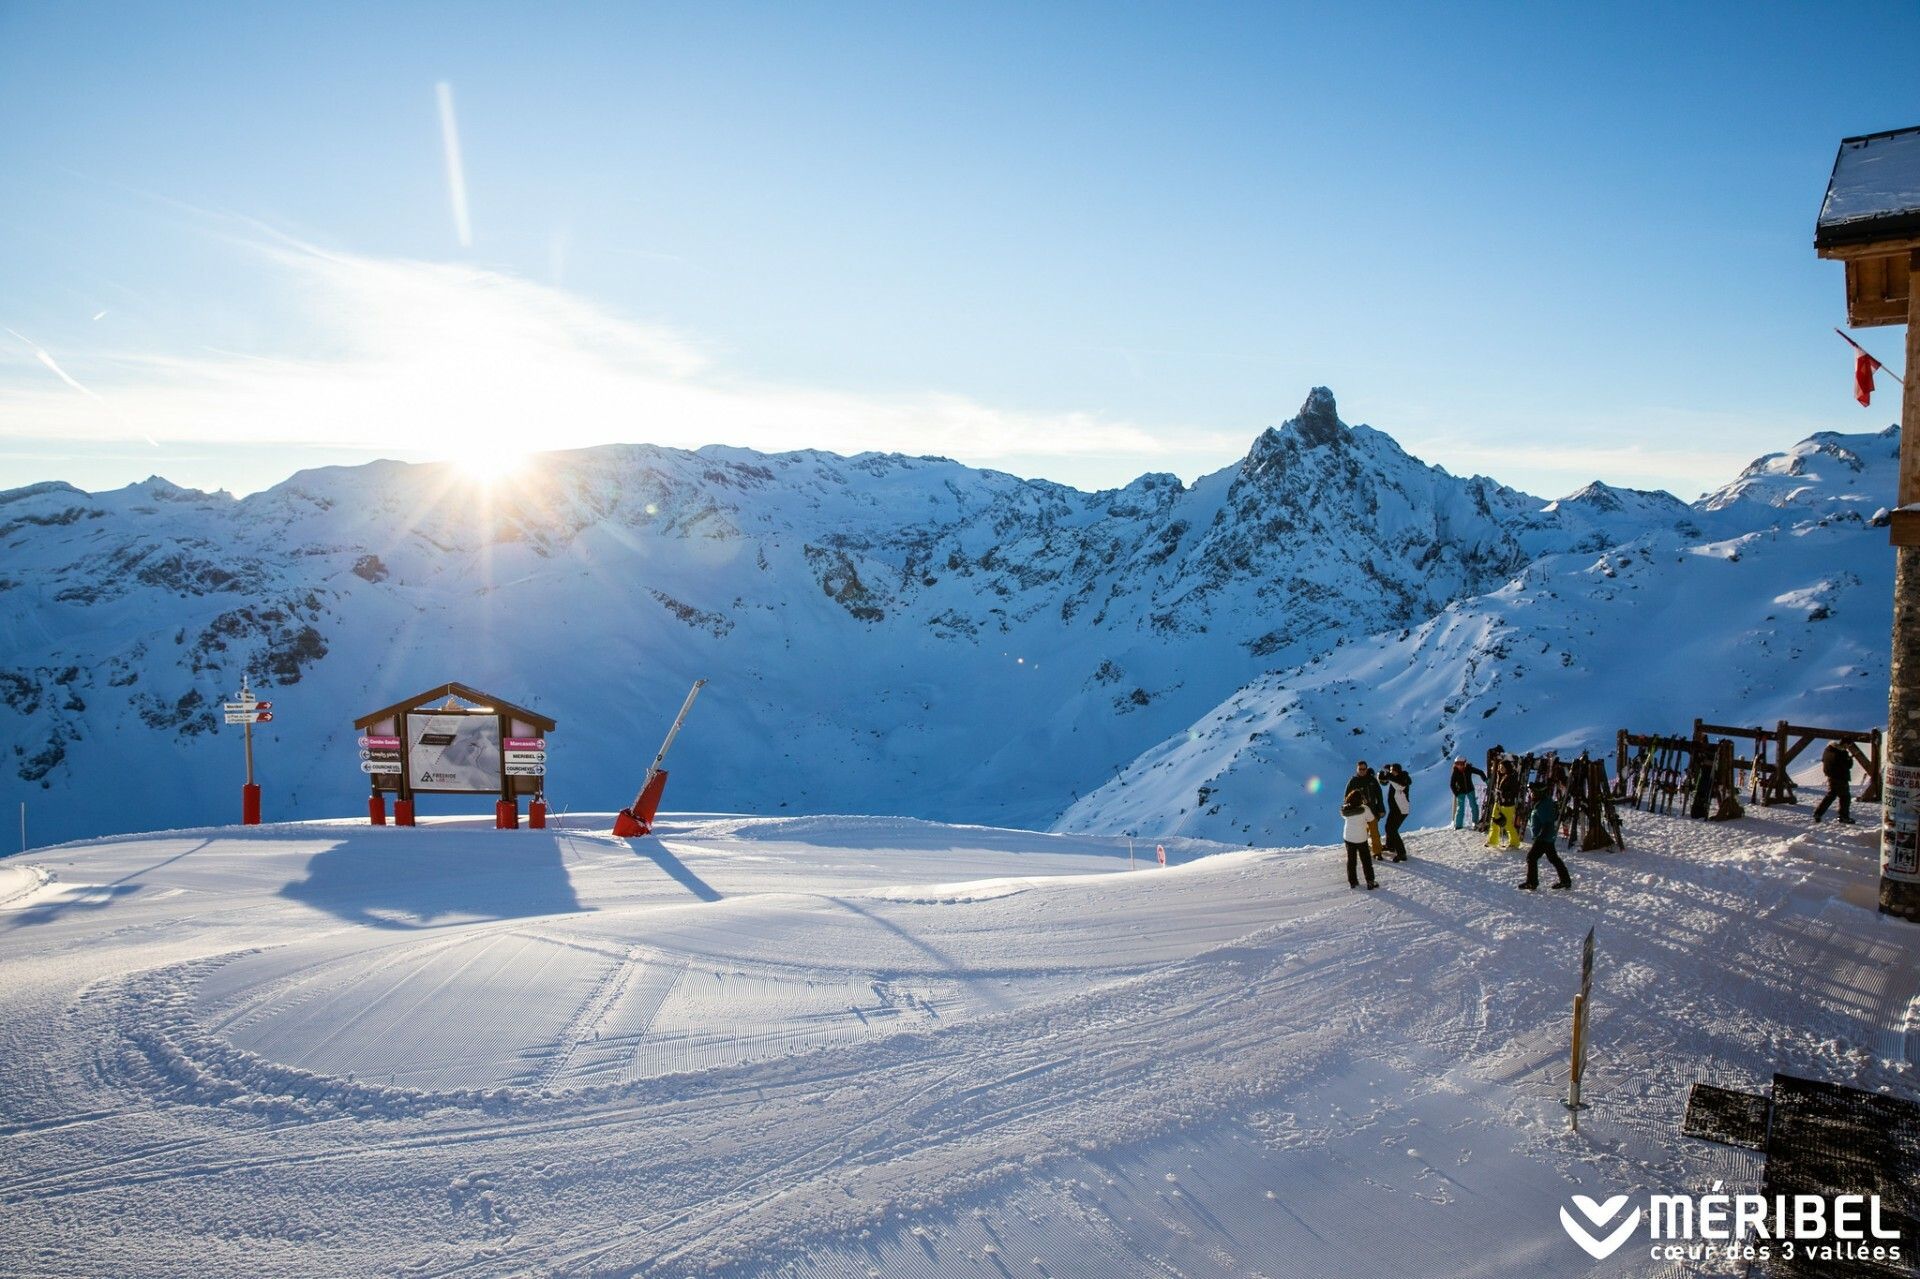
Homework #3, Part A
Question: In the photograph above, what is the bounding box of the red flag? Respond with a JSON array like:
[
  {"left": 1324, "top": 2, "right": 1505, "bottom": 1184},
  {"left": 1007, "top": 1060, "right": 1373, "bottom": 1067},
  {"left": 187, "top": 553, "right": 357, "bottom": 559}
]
[{"left": 1856, "top": 350, "right": 1881, "bottom": 406}]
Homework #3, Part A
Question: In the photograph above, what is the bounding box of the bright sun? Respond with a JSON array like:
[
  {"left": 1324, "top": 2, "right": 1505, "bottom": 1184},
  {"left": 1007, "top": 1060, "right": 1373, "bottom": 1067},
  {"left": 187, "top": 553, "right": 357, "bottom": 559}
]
[{"left": 454, "top": 452, "right": 527, "bottom": 485}]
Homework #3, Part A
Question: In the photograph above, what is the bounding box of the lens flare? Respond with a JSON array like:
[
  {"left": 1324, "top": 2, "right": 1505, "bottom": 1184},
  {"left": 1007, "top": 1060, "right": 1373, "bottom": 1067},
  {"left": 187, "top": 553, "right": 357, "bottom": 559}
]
[{"left": 1305, "top": 776, "right": 1323, "bottom": 795}]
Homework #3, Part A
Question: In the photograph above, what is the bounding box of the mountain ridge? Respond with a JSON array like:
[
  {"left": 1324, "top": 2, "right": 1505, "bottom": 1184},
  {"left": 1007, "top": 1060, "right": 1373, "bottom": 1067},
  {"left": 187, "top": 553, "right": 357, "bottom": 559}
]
[{"left": 0, "top": 390, "right": 1897, "bottom": 846}]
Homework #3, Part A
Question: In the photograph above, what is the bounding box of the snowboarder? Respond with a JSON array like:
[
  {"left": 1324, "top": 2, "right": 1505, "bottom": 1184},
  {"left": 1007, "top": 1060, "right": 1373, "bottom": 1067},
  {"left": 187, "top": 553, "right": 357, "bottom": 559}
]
[
  {"left": 1485, "top": 761, "right": 1522, "bottom": 850},
  {"left": 1380, "top": 763, "right": 1411, "bottom": 862},
  {"left": 1517, "top": 782, "right": 1572, "bottom": 891},
  {"left": 1341, "top": 785, "right": 1379, "bottom": 890},
  {"left": 1813, "top": 741, "right": 1856, "bottom": 824},
  {"left": 1449, "top": 756, "right": 1486, "bottom": 829}
]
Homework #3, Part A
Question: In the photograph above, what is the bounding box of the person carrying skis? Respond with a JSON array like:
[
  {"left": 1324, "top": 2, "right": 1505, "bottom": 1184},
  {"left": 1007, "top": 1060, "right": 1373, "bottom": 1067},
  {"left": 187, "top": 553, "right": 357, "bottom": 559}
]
[
  {"left": 1340, "top": 772, "right": 1380, "bottom": 890},
  {"left": 1485, "top": 761, "right": 1522, "bottom": 850},
  {"left": 1379, "top": 762, "right": 1411, "bottom": 862},
  {"left": 1449, "top": 756, "right": 1486, "bottom": 829},
  {"left": 1518, "top": 781, "right": 1572, "bottom": 891},
  {"left": 1813, "top": 741, "right": 1856, "bottom": 824}
]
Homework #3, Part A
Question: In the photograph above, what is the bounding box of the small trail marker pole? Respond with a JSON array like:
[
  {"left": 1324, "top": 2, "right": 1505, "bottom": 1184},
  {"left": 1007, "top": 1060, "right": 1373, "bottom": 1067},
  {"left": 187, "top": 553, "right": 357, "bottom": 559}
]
[
  {"left": 18, "top": 801, "right": 24, "bottom": 854},
  {"left": 1128, "top": 837, "right": 1134, "bottom": 870},
  {"left": 1567, "top": 926, "right": 1595, "bottom": 1129},
  {"left": 1156, "top": 843, "right": 1167, "bottom": 868}
]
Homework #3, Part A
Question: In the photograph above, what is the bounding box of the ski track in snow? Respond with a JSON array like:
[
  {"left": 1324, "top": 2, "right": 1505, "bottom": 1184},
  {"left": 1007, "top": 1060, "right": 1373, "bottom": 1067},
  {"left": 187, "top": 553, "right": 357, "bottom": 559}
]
[{"left": 0, "top": 808, "right": 1915, "bottom": 1277}]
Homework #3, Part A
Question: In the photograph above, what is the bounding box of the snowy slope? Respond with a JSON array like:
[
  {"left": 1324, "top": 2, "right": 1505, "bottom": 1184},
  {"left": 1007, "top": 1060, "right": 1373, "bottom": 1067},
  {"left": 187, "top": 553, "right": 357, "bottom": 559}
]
[
  {"left": 0, "top": 397, "right": 1899, "bottom": 846},
  {"left": 1056, "top": 426, "right": 1900, "bottom": 845},
  {"left": 1, "top": 807, "right": 1913, "bottom": 1275}
]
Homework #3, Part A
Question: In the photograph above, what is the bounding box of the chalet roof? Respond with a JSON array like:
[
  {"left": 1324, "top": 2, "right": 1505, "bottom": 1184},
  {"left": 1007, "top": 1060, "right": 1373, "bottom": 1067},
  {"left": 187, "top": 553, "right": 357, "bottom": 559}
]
[
  {"left": 1816, "top": 125, "right": 1920, "bottom": 251},
  {"left": 353, "top": 681, "right": 556, "bottom": 732}
]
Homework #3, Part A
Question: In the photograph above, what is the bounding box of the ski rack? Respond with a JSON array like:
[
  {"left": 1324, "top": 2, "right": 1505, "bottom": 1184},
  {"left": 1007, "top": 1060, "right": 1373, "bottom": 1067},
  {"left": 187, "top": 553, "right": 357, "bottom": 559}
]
[
  {"left": 1476, "top": 747, "right": 1624, "bottom": 851},
  {"left": 1617, "top": 721, "right": 1884, "bottom": 815}
]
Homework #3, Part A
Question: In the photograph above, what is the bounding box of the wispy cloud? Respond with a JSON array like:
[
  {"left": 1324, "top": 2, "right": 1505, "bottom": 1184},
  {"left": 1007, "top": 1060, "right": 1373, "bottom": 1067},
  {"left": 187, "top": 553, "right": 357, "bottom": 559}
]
[
  {"left": 1399, "top": 409, "right": 1802, "bottom": 499},
  {"left": 0, "top": 240, "right": 1213, "bottom": 479}
]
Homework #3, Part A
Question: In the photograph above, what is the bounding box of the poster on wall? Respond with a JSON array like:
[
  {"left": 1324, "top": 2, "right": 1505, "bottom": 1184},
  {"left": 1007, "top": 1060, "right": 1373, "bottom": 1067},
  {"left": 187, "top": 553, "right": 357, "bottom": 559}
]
[
  {"left": 1883, "top": 762, "right": 1920, "bottom": 882},
  {"left": 406, "top": 713, "right": 502, "bottom": 791}
]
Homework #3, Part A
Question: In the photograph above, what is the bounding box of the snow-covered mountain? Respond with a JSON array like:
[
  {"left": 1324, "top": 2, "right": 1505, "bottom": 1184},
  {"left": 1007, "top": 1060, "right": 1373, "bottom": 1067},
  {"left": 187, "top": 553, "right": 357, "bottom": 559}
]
[
  {"left": 0, "top": 391, "right": 1898, "bottom": 846},
  {"left": 1057, "top": 425, "right": 1900, "bottom": 843}
]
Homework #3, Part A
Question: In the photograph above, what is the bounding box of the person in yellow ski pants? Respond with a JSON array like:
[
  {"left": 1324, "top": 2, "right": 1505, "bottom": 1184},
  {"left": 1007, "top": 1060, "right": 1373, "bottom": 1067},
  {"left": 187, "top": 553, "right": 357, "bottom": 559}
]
[{"left": 1485, "top": 761, "right": 1521, "bottom": 849}]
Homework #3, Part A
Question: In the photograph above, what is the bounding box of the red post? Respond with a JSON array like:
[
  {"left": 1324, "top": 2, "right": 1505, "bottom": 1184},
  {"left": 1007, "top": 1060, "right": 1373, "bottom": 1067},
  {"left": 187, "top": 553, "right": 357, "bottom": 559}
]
[
  {"left": 242, "top": 783, "right": 261, "bottom": 826},
  {"left": 529, "top": 800, "right": 547, "bottom": 829},
  {"left": 368, "top": 795, "right": 387, "bottom": 826},
  {"left": 496, "top": 799, "right": 518, "bottom": 830},
  {"left": 394, "top": 799, "right": 415, "bottom": 827}
]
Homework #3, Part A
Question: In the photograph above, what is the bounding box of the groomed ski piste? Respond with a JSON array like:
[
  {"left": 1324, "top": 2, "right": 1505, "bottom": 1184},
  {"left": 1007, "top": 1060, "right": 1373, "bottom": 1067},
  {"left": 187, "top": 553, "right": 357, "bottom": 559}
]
[{"left": 1, "top": 803, "right": 1915, "bottom": 1277}]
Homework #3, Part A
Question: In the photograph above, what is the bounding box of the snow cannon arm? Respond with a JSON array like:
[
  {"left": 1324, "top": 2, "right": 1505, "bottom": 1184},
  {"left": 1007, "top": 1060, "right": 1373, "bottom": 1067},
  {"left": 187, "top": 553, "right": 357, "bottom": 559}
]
[{"left": 612, "top": 679, "right": 707, "bottom": 838}]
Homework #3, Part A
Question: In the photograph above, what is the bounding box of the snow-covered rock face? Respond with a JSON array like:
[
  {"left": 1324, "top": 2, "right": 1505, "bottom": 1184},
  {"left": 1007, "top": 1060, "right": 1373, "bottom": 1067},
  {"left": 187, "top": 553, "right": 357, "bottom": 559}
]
[{"left": 0, "top": 393, "right": 1901, "bottom": 846}]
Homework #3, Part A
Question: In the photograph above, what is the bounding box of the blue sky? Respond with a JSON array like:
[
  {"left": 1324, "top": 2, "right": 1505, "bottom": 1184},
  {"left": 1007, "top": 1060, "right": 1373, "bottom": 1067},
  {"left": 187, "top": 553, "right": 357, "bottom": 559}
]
[{"left": 1, "top": 2, "right": 1916, "bottom": 499}]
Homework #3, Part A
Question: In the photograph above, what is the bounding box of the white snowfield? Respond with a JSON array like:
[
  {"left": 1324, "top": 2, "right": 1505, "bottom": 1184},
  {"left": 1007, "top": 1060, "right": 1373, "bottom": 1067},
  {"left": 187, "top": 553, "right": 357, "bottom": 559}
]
[{"left": 1, "top": 807, "right": 1915, "bottom": 1277}]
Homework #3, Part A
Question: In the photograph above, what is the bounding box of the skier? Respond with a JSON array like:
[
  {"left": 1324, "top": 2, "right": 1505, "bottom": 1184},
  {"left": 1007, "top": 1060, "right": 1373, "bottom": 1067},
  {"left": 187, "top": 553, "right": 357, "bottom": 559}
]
[
  {"left": 1341, "top": 781, "right": 1379, "bottom": 890},
  {"left": 1380, "top": 762, "right": 1411, "bottom": 862},
  {"left": 1517, "top": 781, "right": 1572, "bottom": 890},
  {"left": 1813, "top": 741, "right": 1856, "bottom": 824},
  {"left": 1449, "top": 756, "right": 1486, "bottom": 829},
  {"left": 1485, "top": 761, "right": 1522, "bottom": 850}
]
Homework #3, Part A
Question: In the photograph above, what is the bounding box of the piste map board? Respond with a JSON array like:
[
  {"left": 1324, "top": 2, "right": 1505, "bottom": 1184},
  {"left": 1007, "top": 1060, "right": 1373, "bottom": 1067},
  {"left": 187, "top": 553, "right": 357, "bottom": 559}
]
[{"left": 405, "top": 713, "right": 502, "bottom": 793}]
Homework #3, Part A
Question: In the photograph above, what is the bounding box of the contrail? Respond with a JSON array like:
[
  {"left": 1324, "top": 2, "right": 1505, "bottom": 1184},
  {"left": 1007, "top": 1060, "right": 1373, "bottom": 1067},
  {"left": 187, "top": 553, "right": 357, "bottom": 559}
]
[
  {"left": 5, "top": 326, "right": 158, "bottom": 445},
  {"left": 436, "top": 81, "right": 473, "bottom": 249},
  {"left": 5, "top": 327, "right": 101, "bottom": 400}
]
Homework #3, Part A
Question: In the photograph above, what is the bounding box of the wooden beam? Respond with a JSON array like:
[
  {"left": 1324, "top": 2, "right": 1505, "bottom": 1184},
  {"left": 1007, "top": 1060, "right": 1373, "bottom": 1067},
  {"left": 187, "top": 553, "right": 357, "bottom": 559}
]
[
  {"left": 1697, "top": 722, "right": 1773, "bottom": 742},
  {"left": 1781, "top": 734, "right": 1817, "bottom": 769},
  {"left": 1818, "top": 234, "right": 1920, "bottom": 263},
  {"left": 1779, "top": 722, "right": 1883, "bottom": 744}
]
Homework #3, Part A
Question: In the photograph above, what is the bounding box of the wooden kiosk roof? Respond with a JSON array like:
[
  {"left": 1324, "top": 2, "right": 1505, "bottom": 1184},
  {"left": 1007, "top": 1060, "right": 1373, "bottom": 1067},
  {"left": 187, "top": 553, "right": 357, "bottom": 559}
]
[
  {"left": 1816, "top": 126, "right": 1920, "bottom": 329},
  {"left": 1817, "top": 126, "right": 1920, "bottom": 253},
  {"left": 353, "top": 682, "right": 556, "bottom": 732}
]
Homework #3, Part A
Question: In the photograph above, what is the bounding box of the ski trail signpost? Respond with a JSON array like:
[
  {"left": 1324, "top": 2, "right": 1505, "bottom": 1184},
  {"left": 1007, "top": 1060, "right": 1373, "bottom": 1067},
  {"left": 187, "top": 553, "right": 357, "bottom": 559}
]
[
  {"left": 351, "top": 682, "right": 556, "bottom": 830},
  {"left": 223, "top": 677, "right": 272, "bottom": 825}
]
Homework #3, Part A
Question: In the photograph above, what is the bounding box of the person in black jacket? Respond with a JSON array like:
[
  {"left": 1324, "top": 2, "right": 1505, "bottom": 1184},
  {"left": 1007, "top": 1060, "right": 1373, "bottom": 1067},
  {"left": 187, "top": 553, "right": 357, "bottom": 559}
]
[
  {"left": 1813, "top": 742, "right": 1856, "bottom": 824},
  {"left": 1344, "top": 761, "right": 1385, "bottom": 818},
  {"left": 1379, "top": 763, "right": 1411, "bottom": 861},
  {"left": 1449, "top": 757, "right": 1486, "bottom": 829}
]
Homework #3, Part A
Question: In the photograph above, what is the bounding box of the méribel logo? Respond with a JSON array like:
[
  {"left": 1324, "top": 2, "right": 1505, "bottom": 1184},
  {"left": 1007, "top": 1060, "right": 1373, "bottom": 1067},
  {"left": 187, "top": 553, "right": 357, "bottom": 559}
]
[{"left": 1561, "top": 1194, "right": 1643, "bottom": 1260}]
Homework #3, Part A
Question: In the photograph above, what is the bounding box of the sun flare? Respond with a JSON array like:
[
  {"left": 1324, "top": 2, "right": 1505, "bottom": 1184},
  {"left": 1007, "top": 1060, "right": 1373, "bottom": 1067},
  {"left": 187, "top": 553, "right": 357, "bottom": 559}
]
[{"left": 454, "top": 451, "right": 527, "bottom": 485}]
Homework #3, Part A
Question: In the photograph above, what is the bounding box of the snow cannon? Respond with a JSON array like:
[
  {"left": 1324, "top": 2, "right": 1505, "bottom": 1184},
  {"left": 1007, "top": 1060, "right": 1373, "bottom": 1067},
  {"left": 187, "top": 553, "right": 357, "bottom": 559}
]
[{"left": 613, "top": 679, "right": 707, "bottom": 838}]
